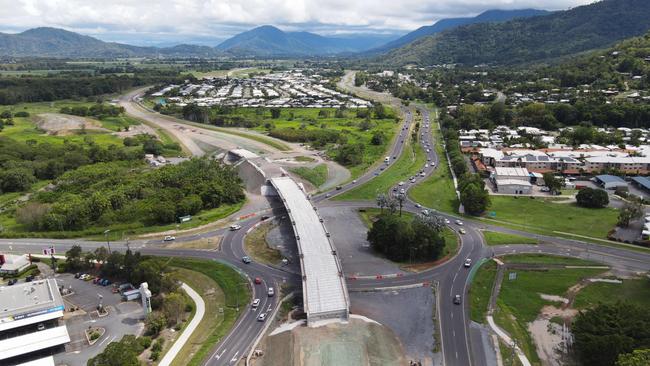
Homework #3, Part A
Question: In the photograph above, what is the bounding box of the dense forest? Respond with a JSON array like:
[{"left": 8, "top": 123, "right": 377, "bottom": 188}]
[
  {"left": 0, "top": 70, "right": 190, "bottom": 105},
  {"left": 15, "top": 158, "right": 243, "bottom": 232}
]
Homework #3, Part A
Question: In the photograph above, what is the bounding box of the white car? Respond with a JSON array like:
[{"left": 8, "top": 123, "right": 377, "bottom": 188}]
[
  {"left": 163, "top": 235, "right": 176, "bottom": 241},
  {"left": 464, "top": 258, "right": 472, "bottom": 267},
  {"left": 398, "top": 181, "right": 405, "bottom": 186},
  {"left": 252, "top": 299, "right": 260, "bottom": 308},
  {"left": 459, "top": 228, "right": 466, "bottom": 235},
  {"left": 415, "top": 203, "right": 422, "bottom": 208},
  {"left": 455, "top": 220, "right": 463, "bottom": 226},
  {"left": 352, "top": 180, "right": 357, "bottom": 184},
  {"left": 257, "top": 313, "right": 267, "bottom": 322},
  {"left": 268, "top": 287, "right": 275, "bottom": 297},
  {"left": 399, "top": 188, "right": 405, "bottom": 194},
  {"left": 444, "top": 219, "right": 450, "bottom": 225},
  {"left": 230, "top": 224, "right": 242, "bottom": 231}
]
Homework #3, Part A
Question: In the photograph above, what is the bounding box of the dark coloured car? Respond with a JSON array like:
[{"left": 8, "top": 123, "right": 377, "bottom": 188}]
[
  {"left": 7, "top": 278, "right": 17, "bottom": 286},
  {"left": 453, "top": 295, "right": 462, "bottom": 305},
  {"left": 336, "top": 186, "right": 342, "bottom": 190},
  {"left": 242, "top": 256, "right": 251, "bottom": 264}
]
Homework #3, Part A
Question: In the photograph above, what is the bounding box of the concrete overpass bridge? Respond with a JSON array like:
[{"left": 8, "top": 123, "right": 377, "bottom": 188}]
[{"left": 226, "top": 149, "right": 350, "bottom": 325}]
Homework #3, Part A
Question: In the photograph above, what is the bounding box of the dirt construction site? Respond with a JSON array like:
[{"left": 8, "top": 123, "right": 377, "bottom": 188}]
[{"left": 255, "top": 317, "right": 407, "bottom": 366}]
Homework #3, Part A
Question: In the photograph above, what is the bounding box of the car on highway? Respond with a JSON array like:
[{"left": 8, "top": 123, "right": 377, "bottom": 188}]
[
  {"left": 336, "top": 186, "right": 342, "bottom": 190},
  {"left": 252, "top": 299, "right": 260, "bottom": 308},
  {"left": 254, "top": 277, "right": 262, "bottom": 284},
  {"left": 453, "top": 295, "right": 462, "bottom": 305},
  {"left": 415, "top": 203, "right": 422, "bottom": 208},
  {"left": 398, "top": 181, "right": 405, "bottom": 186},
  {"left": 464, "top": 258, "right": 472, "bottom": 267},
  {"left": 268, "top": 287, "right": 275, "bottom": 297},
  {"left": 420, "top": 172, "right": 426, "bottom": 177},
  {"left": 230, "top": 224, "right": 242, "bottom": 231},
  {"left": 257, "top": 313, "right": 267, "bottom": 322},
  {"left": 399, "top": 188, "right": 405, "bottom": 194},
  {"left": 163, "top": 235, "right": 176, "bottom": 241},
  {"left": 444, "top": 219, "right": 450, "bottom": 225},
  {"left": 455, "top": 220, "right": 463, "bottom": 226},
  {"left": 242, "top": 256, "right": 251, "bottom": 264},
  {"left": 459, "top": 228, "right": 466, "bottom": 235},
  {"left": 352, "top": 180, "right": 357, "bottom": 184},
  {"left": 421, "top": 209, "right": 430, "bottom": 216}
]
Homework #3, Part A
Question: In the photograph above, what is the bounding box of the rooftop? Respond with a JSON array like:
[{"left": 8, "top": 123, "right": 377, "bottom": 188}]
[
  {"left": 0, "top": 279, "right": 64, "bottom": 328},
  {"left": 595, "top": 175, "right": 626, "bottom": 184}
]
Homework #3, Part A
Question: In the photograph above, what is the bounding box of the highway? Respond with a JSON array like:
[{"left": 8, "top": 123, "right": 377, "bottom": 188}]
[{"left": 4, "top": 91, "right": 650, "bottom": 366}]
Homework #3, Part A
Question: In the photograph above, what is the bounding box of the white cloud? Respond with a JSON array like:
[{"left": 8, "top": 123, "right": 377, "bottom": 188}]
[{"left": 0, "top": 0, "right": 596, "bottom": 44}]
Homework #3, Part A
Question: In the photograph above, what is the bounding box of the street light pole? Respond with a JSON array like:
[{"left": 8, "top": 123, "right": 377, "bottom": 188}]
[{"left": 104, "top": 229, "right": 111, "bottom": 253}]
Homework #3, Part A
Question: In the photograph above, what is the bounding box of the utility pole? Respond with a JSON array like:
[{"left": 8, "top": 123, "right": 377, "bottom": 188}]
[{"left": 104, "top": 229, "right": 111, "bottom": 253}]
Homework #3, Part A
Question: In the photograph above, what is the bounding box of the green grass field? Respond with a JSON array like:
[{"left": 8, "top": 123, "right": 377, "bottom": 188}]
[
  {"left": 574, "top": 278, "right": 650, "bottom": 309},
  {"left": 482, "top": 231, "right": 539, "bottom": 246},
  {"left": 469, "top": 260, "right": 498, "bottom": 323},
  {"left": 482, "top": 196, "right": 619, "bottom": 239},
  {"left": 291, "top": 164, "right": 328, "bottom": 187},
  {"left": 408, "top": 119, "right": 458, "bottom": 213},
  {"left": 335, "top": 134, "right": 425, "bottom": 200},
  {"left": 500, "top": 254, "right": 600, "bottom": 266}
]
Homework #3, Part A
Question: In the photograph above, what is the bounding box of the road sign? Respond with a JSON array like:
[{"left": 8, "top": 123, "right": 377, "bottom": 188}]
[
  {"left": 509, "top": 272, "right": 517, "bottom": 280},
  {"left": 489, "top": 211, "right": 496, "bottom": 218}
]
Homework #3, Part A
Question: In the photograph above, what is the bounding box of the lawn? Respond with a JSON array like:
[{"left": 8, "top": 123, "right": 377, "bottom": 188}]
[
  {"left": 469, "top": 260, "right": 498, "bottom": 323},
  {"left": 500, "top": 254, "right": 600, "bottom": 266},
  {"left": 98, "top": 115, "right": 141, "bottom": 131},
  {"left": 168, "top": 258, "right": 249, "bottom": 366},
  {"left": 482, "top": 231, "right": 539, "bottom": 246},
  {"left": 335, "top": 132, "right": 425, "bottom": 200},
  {"left": 290, "top": 164, "right": 328, "bottom": 187},
  {"left": 483, "top": 196, "right": 619, "bottom": 239},
  {"left": 408, "top": 118, "right": 458, "bottom": 214},
  {"left": 244, "top": 221, "right": 283, "bottom": 265},
  {"left": 574, "top": 277, "right": 650, "bottom": 309}
]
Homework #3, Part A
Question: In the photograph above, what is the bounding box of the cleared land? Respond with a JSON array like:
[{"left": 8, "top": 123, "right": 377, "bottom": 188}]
[
  {"left": 574, "top": 277, "right": 650, "bottom": 309},
  {"left": 482, "top": 231, "right": 539, "bottom": 246}
]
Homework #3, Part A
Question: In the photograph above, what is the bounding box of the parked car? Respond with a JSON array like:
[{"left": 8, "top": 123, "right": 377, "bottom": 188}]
[
  {"left": 74, "top": 273, "right": 81, "bottom": 279},
  {"left": 25, "top": 275, "right": 34, "bottom": 282},
  {"left": 7, "top": 278, "right": 17, "bottom": 286},
  {"left": 37, "top": 323, "right": 45, "bottom": 331},
  {"left": 163, "top": 235, "right": 176, "bottom": 242},
  {"left": 260, "top": 215, "right": 270, "bottom": 221},
  {"left": 230, "top": 224, "right": 242, "bottom": 231},
  {"left": 242, "top": 256, "right": 251, "bottom": 264}
]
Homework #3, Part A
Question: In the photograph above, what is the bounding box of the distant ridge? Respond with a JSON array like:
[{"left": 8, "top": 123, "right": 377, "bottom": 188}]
[
  {"left": 369, "top": 8, "right": 550, "bottom": 54},
  {"left": 377, "top": 0, "right": 650, "bottom": 66}
]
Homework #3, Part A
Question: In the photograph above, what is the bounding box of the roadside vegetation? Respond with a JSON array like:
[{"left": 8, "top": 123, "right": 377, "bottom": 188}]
[
  {"left": 244, "top": 221, "right": 283, "bottom": 265},
  {"left": 469, "top": 260, "right": 498, "bottom": 323},
  {"left": 290, "top": 164, "right": 328, "bottom": 187},
  {"left": 482, "top": 231, "right": 539, "bottom": 246}
]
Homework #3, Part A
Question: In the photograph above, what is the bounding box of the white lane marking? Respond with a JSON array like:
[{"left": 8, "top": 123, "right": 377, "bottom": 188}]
[
  {"left": 230, "top": 350, "right": 240, "bottom": 364},
  {"left": 215, "top": 349, "right": 226, "bottom": 359},
  {"left": 453, "top": 330, "right": 456, "bottom": 337}
]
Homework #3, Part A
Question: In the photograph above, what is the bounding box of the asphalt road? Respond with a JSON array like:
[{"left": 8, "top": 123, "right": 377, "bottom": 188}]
[{"left": 4, "top": 94, "right": 650, "bottom": 366}]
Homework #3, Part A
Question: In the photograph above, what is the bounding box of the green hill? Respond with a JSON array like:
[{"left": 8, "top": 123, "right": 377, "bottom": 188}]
[{"left": 378, "top": 0, "right": 650, "bottom": 66}]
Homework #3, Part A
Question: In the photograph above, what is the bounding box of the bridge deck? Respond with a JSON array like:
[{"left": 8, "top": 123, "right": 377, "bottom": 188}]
[{"left": 270, "top": 177, "right": 349, "bottom": 323}]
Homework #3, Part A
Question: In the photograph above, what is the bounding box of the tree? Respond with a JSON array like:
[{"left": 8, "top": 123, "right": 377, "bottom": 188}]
[
  {"left": 270, "top": 108, "right": 281, "bottom": 119},
  {"left": 87, "top": 335, "right": 143, "bottom": 366},
  {"left": 460, "top": 176, "right": 490, "bottom": 215},
  {"left": 65, "top": 245, "right": 84, "bottom": 271},
  {"left": 162, "top": 292, "right": 186, "bottom": 326},
  {"left": 542, "top": 172, "right": 563, "bottom": 194},
  {"left": 576, "top": 187, "right": 609, "bottom": 208},
  {"left": 371, "top": 131, "right": 385, "bottom": 145},
  {"left": 618, "top": 198, "right": 644, "bottom": 227},
  {"left": 617, "top": 349, "right": 650, "bottom": 366},
  {"left": 573, "top": 302, "right": 650, "bottom": 366},
  {"left": 94, "top": 246, "right": 109, "bottom": 264},
  {"left": 145, "top": 312, "right": 167, "bottom": 337}
]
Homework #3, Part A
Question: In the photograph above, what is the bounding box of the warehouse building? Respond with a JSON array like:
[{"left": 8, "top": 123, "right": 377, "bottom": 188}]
[
  {"left": 594, "top": 175, "right": 628, "bottom": 190},
  {"left": 0, "top": 278, "right": 70, "bottom": 365},
  {"left": 492, "top": 167, "right": 533, "bottom": 194}
]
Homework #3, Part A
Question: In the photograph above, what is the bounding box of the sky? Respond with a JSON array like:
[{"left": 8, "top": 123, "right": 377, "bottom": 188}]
[{"left": 0, "top": 0, "right": 597, "bottom": 46}]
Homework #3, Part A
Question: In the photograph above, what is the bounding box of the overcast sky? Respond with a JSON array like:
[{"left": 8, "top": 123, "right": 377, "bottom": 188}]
[{"left": 0, "top": 0, "right": 596, "bottom": 46}]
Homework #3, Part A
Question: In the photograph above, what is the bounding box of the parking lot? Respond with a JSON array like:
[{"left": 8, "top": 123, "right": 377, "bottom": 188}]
[{"left": 53, "top": 272, "right": 145, "bottom": 366}]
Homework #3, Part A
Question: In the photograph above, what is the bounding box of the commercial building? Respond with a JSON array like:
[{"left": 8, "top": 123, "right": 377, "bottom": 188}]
[
  {"left": 492, "top": 167, "right": 533, "bottom": 194},
  {"left": 0, "top": 278, "right": 70, "bottom": 365},
  {"left": 0, "top": 254, "right": 31, "bottom": 275}
]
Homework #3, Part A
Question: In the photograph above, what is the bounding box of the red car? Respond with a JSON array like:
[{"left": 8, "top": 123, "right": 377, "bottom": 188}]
[{"left": 254, "top": 277, "right": 262, "bottom": 285}]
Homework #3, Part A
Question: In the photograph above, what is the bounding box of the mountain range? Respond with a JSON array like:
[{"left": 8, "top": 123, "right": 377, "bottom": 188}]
[
  {"left": 368, "top": 8, "right": 550, "bottom": 54},
  {"left": 378, "top": 0, "right": 650, "bottom": 66}
]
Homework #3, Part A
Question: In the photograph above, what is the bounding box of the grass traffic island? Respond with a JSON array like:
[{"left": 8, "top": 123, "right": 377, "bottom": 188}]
[
  {"left": 167, "top": 258, "right": 250, "bottom": 366},
  {"left": 469, "top": 260, "right": 498, "bottom": 323},
  {"left": 244, "top": 221, "right": 283, "bottom": 265},
  {"left": 357, "top": 208, "right": 460, "bottom": 272},
  {"left": 482, "top": 231, "right": 539, "bottom": 246}
]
